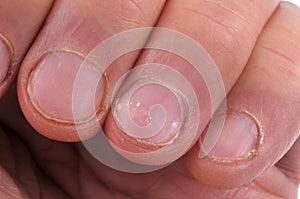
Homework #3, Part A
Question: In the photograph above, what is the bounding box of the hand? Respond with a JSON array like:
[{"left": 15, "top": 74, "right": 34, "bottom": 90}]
[{"left": 0, "top": 0, "right": 299, "bottom": 198}]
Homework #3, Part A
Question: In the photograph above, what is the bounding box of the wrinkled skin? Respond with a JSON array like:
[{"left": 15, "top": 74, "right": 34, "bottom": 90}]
[{"left": 0, "top": 0, "right": 300, "bottom": 199}]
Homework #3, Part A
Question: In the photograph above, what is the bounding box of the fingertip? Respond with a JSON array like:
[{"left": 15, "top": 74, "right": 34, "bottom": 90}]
[
  {"left": 18, "top": 51, "right": 107, "bottom": 142},
  {"left": 185, "top": 110, "right": 265, "bottom": 189},
  {"left": 186, "top": 143, "right": 260, "bottom": 189}
]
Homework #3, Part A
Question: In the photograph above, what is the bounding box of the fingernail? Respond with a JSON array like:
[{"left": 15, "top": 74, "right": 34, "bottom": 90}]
[
  {"left": 113, "top": 81, "right": 183, "bottom": 145},
  {"left": 209, "top": 111, "right": 260, "bottom": 159},
  {"left": 0, "top": 37, "right": 12, "bottom": 83},
  {"left": 109, "top": 64, "right": 200, "bottom": 165},
  {"left": 28, "top": 51, "right": 105, "bottom": 122}
]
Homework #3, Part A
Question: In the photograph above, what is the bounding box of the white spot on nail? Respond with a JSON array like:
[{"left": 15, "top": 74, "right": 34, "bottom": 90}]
[
  {"left": 172, "top": 122, "right": 179, "bottom": 129},
  {"left": 136, "top": 102, "right": 141, "bottom": 107}
]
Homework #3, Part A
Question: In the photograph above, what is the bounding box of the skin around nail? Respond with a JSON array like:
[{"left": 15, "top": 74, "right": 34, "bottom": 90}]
[
  {"left": 115, "top": 83, "right": 182, "bottom": 145},
  {"left": 1, "top": 0, "right": 300, "bottom": 198},
  {"left": 0, "top": 37, "right": 12, "bottom": 84},
  {"left": 105, "top": 63, "right": 204, "bottom": 166},
  {"left": 186, "top": 2, "right": 300, "bottom": 190},
  {"left": 205, "top": 110, "right": 262, "bottom": 160},
  {"left": 21, "top": 51, "right": 108, "bottom": 141},
  {"left": 28, "top": 52, "right": 105, "bottom": 123},
  {"left": 17, "top": 0, "right": 166, "bottom": 142},
  {"left": 103, "top": 0, "right": 280, "bottom": 166},
  {"left": 0, "top": 34, "right": 14, "bottom": 97},
  {"left": 0, "top": 0, "right": 53, "bottom": 97}
]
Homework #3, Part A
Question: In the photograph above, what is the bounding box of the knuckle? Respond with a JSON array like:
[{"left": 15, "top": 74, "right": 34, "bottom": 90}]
[{"left": 175, "top": 1, "right": 253, "bottom": 66}]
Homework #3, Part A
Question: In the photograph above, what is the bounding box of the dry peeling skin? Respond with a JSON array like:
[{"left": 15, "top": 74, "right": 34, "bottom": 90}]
[
  {"left": 21, "top": 27, "right": 225, "bottom": 168},
  {"left": 26, "top": 51, "right": 107, "bottom": 141},
  {"left": 0, "top": 35, "right": 12, "bottom": 84},
  {"left": 91, "top": 28, "right": 226, "bottom": 167},
  {"left": 17, "top": 0, "right": 166, "bottom": 143},
  {"left": 0, "top": 34, "right": 15, "bottom": 98},
  {"left": 110, "top": 64, "right": 200, "bottom": 166},
  {"left": 0, "top": 0, "right": 54, "bottom": 99},
  {"left": 115, "top": 82, "right": 182, "bottom": 143},
  {"left": 28, "top": 52, "right": 105, "bottom": 123}
]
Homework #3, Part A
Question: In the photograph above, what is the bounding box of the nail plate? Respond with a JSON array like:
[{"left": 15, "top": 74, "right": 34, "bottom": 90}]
[
  {"left": 114, "top": 82, "right": 183, "bottom": 145},
  {"left": 209, "top": 111, "right": 260, "bottom": 159},
  {"left": 28, "top": 51, "right": 105, "bottom": 122}
]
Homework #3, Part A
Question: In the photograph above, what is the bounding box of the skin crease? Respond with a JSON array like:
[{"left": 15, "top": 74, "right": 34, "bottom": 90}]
[
  {"left": 105, "top": 0, "right": 279, "bottom": 161},
  {"left": 19, "top": 0, "right": 279, "bottom": 143},
  {"left": 0, "top": 0, "right": 53, "bottom": 97},
  {"left": 17, "top": 0, "right": 166, "bottom": 142},
  {"left": 0, "top": 1, "right": 299, "bottom": 199},
  {"left": 186, "top": 2, "right": 300, "bottom": 190}
]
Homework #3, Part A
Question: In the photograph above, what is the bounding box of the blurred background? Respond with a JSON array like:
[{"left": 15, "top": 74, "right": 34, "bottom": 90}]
[{"left": 287, "top": 0, "right": 300, "bottom": 6}]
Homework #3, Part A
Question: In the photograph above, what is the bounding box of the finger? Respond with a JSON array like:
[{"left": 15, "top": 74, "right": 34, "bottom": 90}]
[
  {"left": 277, "top": 134, "right": 300, "bottom": 184},
  {"left": 0, "top": 0, "right": 53, "bottom": 96},
  {"left": 17, "top": 0, "right": 166, "bottom": 141},
  {"left": 105, "top": 0, "right": 279, "bottom": 165},
  {"left": 186, "top": 2, "right": 300, "bottom": 189}
]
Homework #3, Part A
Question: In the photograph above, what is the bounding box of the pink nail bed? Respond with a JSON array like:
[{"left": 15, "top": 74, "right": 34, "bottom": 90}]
[
  {"left": 28, "top": 52, "right": 105, "bottom": 122},
  {"left": 115, "top": 82, "right": 183, "bottom": 145}
]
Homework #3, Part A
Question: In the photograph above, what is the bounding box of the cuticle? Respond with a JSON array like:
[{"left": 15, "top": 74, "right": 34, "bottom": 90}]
[
  {"left": 0, "top": 33, "right": 15, "bottom": 83},
  {"left": 27, "top": 50, "right": 108, "bottom": 125},
  {"left": 206, "top": 108, "right": 264, "bottom": 163},
  {"left": 114, "top": 80, "right": 188, "bottom": 147}
]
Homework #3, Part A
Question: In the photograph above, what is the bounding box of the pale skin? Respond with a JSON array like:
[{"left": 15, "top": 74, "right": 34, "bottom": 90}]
[{"left": 0, "top": 0, "right": 299, "bottom": 198}]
